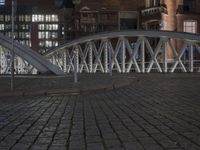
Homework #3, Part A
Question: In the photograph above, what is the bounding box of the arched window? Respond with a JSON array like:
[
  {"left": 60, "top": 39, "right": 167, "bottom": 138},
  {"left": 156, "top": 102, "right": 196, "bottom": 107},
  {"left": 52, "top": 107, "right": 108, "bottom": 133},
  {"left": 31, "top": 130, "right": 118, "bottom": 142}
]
[{"left": 183, "top": 20, "right": 197, "bottom": 33}]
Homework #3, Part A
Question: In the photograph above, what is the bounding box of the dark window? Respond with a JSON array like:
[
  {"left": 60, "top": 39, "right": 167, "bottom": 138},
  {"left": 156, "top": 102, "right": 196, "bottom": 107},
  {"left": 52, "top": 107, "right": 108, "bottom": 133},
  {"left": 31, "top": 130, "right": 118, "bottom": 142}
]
[
  {"left": 183, "top": 0, "right": 196, "bottom": 12},
  {"left": 120, "top": 19, "right": 137, "bottom": 30}
]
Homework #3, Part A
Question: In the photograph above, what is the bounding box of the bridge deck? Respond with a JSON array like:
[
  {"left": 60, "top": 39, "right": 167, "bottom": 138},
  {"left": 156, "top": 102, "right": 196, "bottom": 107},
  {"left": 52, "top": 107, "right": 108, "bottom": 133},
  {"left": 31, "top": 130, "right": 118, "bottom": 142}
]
[{"left": 0, "top": 74, "right": 200, "bottom": 150}]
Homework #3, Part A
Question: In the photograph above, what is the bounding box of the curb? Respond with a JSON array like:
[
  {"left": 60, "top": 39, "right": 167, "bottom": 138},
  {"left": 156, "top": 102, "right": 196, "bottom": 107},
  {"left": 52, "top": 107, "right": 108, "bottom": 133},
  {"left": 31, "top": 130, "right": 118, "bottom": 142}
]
[{"left": 0, "top": 81, "right": 132, "bottom": 97}]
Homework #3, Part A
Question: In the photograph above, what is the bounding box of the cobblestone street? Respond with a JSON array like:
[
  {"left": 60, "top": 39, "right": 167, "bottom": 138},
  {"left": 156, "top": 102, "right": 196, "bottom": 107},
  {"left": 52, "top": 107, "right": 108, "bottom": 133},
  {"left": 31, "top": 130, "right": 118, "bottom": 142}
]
[{"left": 0, "top": 74, "right": 200, "bottom": 150}]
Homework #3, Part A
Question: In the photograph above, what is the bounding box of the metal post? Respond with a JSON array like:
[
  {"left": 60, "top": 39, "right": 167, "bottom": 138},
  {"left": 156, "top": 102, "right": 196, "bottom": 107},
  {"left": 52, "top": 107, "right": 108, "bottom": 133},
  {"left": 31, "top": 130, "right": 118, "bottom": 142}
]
[
  {"left": 109, "top": 43, "right": 112, "bottom": 76},
  {"left": 74, "top": 47, "right": 78, "bottom": 83},
  {"left": 63, "top": 50, "right": 67, "bottom": 72},
  {"left": 104, "top": 40, "right": 108, "bottom": 73},
  {"left": 89, "top": 42, "right": 93, "bottom": 73},
  {"left": 121, "top": 38, "right": 126, "bottom": 73},
  {"left": 11, "top": 0, "right": 16, "bottom": 91},
  {"left": 0, "top": 46, "right": 2, "bottom": 74},
  {"left": 163, "top": 39, "right": 168, "bottom": 72},
  {"left": 141, "top": 37, "right": 145, "bottom": 73},
  {"left": 189, "top": 43, "right": 194, "bottom": 72},
  {"left": 52, "top": 55, "right": 56, "bottom": 64}
]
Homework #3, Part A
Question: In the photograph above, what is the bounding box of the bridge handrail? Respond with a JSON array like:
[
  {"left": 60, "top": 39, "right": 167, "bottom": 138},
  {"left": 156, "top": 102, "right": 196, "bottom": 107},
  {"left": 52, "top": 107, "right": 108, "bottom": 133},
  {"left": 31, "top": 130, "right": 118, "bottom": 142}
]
[{"left": 45, "top": 30, "right": 200, "bottom": 57}]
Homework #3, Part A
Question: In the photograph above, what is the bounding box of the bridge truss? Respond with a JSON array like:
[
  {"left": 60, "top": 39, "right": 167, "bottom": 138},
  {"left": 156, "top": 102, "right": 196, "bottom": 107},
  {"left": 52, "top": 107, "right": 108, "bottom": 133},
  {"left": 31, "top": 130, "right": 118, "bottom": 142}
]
[
  {"left": 0, "top": 31, "right": 200, "bottom": 75},
  {"left": 0, "top": 33, "right": 64, "bottom": 75},
  {"left": 45, "top": 31, "right": 200, "bottom": 73}
]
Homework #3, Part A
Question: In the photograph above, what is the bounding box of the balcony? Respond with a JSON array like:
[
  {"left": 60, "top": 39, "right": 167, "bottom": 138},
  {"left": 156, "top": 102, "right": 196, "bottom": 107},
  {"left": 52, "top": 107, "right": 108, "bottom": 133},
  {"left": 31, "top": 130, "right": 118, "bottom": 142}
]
[
  {"left": 141, "top": 6, "right": 167, "bottom": 24},
  {"left": 141, "top": 6, "right": 167, "bottom": 16}
]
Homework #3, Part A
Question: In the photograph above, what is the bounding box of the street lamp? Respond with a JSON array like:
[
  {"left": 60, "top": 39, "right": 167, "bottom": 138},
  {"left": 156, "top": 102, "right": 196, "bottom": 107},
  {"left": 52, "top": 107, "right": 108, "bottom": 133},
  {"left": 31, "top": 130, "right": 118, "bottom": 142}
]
[{"left": 11, "top": 0, "right": 16, "bottom": 91}]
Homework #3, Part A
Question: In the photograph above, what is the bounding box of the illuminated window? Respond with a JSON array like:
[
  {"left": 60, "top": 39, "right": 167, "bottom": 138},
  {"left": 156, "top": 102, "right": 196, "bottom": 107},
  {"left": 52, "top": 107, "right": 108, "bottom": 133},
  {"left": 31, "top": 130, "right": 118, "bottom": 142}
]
[
  {"left": 20, "top": 41, "right": 26, "bottom": 45},
  {"left": 5, "top": 15, "right": 11, "bottom": 22},
  {"left": 184, "top": 20, "right": 197, "bottom": 33},
  {"left": 0, "top": 15, "right": 4, "bottom": 21},
  {"left": 45, "top": 32, "right": 50, "bottom": 39},
  {"left": 46, "top": 15, "right": 51, "bottom": 22},
  {"left": 0, "top": 24, "right": 4, "bottom": 30},
  {"left": 32, "top": 15, "right": 37, "bottom": 22},
  {"left": 0, "top": 0, "right": 5, "bottom": 5},
  {"left": 45, "top": 24, "right": 58, "bottom": 30},
  {"left": 52, "top": 15, "right": 58, "bottom": 22},
  {"left": 38, "top": 32, "right": 45, "bottom": 39},
  {"left": 45, "top": 15, "right": 58, "bottom": 22},
  {"left": 46, "top": 41, "right": 52, "bottom": 47},
  {"left": 25, "top": 32, "right": 30, "bottom": 38},
  {"left": 52, "top": 32, "right": 58, "bottom": 38},
  {"left": 53, "top": 41, "right": 58, "bottom": 47},
  {"left": 32, "top": 15, "right": 45, "bottom": 22},
  {"left": 39, "top": 41, "right": 45, "bottom": 47},
  {"left": 38, "top": 15, "right": 44, "bottom": 22},
  {"left": 19, "top": 32, "right": 25, "bottom": 39},
  {"left": 19, "top": 15, "right": 23, "bottom": 22},
  {"left": 46, "top": 24, "right": 52, "bottom": 30},
  {"left": 25, "top": 15, "right": 31, "bottom": 22},
  {"left": 53, "top": 24, "right": 58, "bottom": 30},
  {"left": 38, "top": 24, "right": 45, "bottom": 30}
]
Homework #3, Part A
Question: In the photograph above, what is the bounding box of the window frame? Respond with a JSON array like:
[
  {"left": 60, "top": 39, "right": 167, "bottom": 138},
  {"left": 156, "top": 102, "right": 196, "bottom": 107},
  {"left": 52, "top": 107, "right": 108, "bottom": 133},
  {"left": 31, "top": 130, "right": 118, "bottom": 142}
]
[{"left": 183, "top": 20, "right": 197, "bottom": 33}]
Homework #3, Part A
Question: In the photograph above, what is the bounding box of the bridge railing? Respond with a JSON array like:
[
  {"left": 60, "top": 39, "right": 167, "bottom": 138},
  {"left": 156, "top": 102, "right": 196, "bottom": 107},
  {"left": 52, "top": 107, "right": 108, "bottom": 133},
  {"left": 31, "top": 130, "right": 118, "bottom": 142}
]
[
  {"left": 1, "top": 31, "right": 199, "bottom": 75},
  {"left": 0, "top": 46, "right": 38, "bottom": 74},
  {"left": 0, "top": 33, "right": 64, "bottom": 75},
  {"left": 45, "top": 31, "right": 200, "bottom": 74}
]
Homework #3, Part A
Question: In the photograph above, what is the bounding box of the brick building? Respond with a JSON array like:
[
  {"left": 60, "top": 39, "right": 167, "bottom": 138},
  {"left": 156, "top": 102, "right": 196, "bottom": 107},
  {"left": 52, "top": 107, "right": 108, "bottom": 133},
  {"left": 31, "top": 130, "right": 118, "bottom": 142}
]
[
  {"left": 75, "top": 0, "right": 200, "bottom": 34},
  {"left": 73, "top": 0, "right": 145, "bottom": 37},
  {"left": 0, "top": 0, "right": 63, "bottom": 54},
  {"left": 141, "top": 0, "right": 200, "bottom": 33},
  {"left": 0, "top": 0, "right": 199, "bottom": 54}
]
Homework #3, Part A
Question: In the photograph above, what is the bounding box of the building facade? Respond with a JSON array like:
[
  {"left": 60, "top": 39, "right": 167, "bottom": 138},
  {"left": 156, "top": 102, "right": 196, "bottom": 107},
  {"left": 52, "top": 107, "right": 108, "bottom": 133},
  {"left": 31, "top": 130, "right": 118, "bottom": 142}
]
[
  {"left": 141, "top": 0, "right": 200, "bottom": 33},
  {"left": 0, "top": 0, "right": 200, "bottom": 54},
  {"left": 72, "top": 0, "right": 145, "bottom": 37},
  {"left": 0, "top": 0, "right": 64, "bottom": 54}
]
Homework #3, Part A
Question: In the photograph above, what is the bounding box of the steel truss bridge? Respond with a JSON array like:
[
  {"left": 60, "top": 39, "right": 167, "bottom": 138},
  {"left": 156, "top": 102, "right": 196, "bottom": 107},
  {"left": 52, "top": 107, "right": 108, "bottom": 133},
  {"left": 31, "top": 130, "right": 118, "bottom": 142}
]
[{"left": 0, "top": 31, "right": 200, "bottom": 75}]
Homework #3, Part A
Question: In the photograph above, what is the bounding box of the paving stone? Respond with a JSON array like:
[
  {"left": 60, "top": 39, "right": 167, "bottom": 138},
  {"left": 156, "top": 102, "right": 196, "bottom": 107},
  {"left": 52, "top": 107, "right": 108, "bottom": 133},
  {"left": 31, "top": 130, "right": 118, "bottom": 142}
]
[
  {"left": 49, "top": 145, "right": 66, "bottom": 150},
  {"left": 0, "top": 74, "right": 200, "bottom": 150},
  {"left": 29, "top": 144, "right": 48, "bottom": 150},
  {"left": 124, "top": 142, "right": 144, "bottom": 150},
  {"left": 104, "top": 140, "right": 121, "bottom": 148},
  {"left": 87, "top": 143, "right": 105, "bottom": 150},
  {"left": 86, "top": 136, "right": 102, "bottom": 143},
  {"left": 11, "top": 143, "right": 30, "bottom": 150}
]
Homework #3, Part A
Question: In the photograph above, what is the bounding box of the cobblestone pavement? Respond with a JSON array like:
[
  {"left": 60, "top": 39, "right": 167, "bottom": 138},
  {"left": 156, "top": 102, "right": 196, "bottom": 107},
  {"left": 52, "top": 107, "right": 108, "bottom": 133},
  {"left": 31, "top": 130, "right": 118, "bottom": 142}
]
[
  {"left": 0, "top": 74, "right": 200, "bottom": 150},
  {"left": 0, "top": 74, "right": 134, "bottom": 96}
]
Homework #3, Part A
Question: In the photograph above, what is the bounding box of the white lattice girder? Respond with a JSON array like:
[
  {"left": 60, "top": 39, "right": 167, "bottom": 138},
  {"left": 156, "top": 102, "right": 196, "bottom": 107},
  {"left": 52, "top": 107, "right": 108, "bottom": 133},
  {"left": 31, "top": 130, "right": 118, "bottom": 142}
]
[
  {"left": 45, "top": 31, "right": 200, "bottom": 56},
  {"left": 44, "top": 31, "right": 200, "bottom": 74},
  {"left": 0, "top": 33, "right": 64, "bottom": 75}
]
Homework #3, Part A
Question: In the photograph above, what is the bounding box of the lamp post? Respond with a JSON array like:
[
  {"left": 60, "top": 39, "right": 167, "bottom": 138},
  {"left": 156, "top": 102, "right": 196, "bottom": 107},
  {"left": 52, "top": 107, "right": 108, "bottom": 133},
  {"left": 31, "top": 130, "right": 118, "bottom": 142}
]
[{"left": 11, "top": 0, "right": 16, "bottom": 91}]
